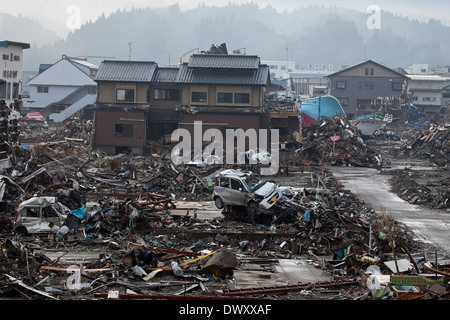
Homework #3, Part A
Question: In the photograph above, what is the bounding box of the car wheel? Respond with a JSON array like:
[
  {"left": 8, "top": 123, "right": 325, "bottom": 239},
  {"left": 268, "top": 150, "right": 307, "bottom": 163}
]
[{"left": 214, "top": 197, "right": 224, "bottom": 209}]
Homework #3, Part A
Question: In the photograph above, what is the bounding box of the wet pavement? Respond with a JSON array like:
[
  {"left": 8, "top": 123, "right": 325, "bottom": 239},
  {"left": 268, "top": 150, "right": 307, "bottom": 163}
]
[{"left": 330, "top": 165, "right": 450, "bottom": 259}]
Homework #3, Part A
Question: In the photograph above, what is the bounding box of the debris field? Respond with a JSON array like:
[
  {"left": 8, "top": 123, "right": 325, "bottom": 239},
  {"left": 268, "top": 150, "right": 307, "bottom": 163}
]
[{"left": 0, "top": 116, "right": 449, "bottom": 301}]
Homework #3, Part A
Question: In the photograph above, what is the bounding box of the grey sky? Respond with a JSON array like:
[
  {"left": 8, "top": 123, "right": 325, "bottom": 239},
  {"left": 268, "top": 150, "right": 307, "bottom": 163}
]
[{"left": 1, "top": 0, "right": 449, "bottom": 38}]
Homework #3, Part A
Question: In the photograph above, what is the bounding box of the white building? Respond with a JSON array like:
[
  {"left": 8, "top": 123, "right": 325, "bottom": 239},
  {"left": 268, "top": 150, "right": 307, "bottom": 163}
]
[
  {"left": 407, "top": 74, "right": 450, "bottom": 117},
  {"left": 24, "top": 55, "right": 98, "bottom": 121},
  {"left": 406, "top": 64, "right": 430, "bottom": 75},
  {"left": 262, "top": 60, "right": 297, "bottom": 80},
  {"left": 0, "top": 40, "right": 30, "bottom": 105}
]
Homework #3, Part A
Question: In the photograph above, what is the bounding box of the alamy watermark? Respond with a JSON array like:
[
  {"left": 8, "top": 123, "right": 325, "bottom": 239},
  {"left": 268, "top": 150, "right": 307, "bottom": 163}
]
[
  {"left": 66, "top": 5, "right": 82, "bottom": 31},
  {"left": 170, "top": 121, "right": 279, "bottom": 175},
  {"left": 367, "top": 5, "right": 381, "bottom": 30}
]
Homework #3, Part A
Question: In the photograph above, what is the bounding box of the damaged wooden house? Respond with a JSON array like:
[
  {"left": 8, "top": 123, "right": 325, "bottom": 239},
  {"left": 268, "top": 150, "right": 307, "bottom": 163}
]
[{"left": 92, "top": 52, "right": 271, "bottom": 156}]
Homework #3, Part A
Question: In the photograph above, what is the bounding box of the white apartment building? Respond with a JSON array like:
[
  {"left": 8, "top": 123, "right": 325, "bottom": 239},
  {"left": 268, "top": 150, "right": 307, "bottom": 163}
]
[
  {"left": 407, "top": 74, "right": 450, "bottom": 116},
  {"left": 0, "top": 40, "right": 30, "bottom": 105}
]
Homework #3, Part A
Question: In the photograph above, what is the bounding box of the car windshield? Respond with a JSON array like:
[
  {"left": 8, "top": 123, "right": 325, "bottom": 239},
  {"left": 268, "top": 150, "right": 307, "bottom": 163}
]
[{"left": 244, "top": 175, "right": 265, "bottom": 191}]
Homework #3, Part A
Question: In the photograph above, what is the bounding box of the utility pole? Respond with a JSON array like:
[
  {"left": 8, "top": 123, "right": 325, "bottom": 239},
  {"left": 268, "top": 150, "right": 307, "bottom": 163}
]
[{"left": 128, "top": 42, "right": 133, "bottom": 61}]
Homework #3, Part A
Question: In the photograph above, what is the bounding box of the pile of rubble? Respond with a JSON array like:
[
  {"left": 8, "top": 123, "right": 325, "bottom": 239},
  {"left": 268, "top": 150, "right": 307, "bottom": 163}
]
[
  {"left": 0, "top": 118, "right": 448, "bottom": 302},
  {"left": 282, "top": 117, "right": 385, "bottom": 168},
  {"left": 1, "top": 158, "right": 448, "bottom": 301},
  {"left": 399, "top": 123, "right": 449, "bottom": 167},
  {"left": 389, "top": 172, "right": 449, "bottom": 210}
]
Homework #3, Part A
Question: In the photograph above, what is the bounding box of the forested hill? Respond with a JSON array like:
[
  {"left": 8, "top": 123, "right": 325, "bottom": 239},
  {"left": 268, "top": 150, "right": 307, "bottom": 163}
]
[{"left": 5, "top": 3, "right": 448, "bottom": 71}]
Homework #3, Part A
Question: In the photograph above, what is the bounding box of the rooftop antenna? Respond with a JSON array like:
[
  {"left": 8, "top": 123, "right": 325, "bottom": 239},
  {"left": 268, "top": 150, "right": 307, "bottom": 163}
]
[{"left": 128, "top": 42, "right": 133, "bottom": 60}]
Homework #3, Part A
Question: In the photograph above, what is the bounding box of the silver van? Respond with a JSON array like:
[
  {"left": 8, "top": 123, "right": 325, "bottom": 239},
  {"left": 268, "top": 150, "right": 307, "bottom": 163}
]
[{"left": 212, "top": 169, "right": 281, "bottom": 215}]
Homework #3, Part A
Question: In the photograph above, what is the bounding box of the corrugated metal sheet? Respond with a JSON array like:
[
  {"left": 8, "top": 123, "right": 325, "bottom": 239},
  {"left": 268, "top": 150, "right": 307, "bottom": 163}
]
[
  {"left": 177, "top": 63, "right": 269, "bottom": 86},
  {"left": 95, "top": 60, "right": 157, "bottom": 82},
  {"left": 188, "top": 54, "right": 260, "bottom": 69}
]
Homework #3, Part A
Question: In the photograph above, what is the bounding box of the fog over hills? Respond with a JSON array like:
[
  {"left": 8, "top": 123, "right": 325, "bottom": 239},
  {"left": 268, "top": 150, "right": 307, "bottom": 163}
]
[{"left": 2, "top": 3, "right": 448, "bottom": 71}]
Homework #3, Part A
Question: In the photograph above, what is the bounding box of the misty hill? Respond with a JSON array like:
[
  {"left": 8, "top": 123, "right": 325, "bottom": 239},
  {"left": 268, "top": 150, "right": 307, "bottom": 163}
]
[
  {"left": 18, "top": 3, "right": 450, "bottom": 71},
  {"left": 0, "top": 12, "right": 60, "bottom": 49}
]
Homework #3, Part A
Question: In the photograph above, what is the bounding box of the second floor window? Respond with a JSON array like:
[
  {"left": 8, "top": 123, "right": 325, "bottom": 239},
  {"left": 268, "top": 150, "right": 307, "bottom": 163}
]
[
  {"left": 192, "top": 92, "right": 207, "bottom": 103},
  {"left": 234, "top": 93, "right": 250, "bottom": 104},
  {"left": 116, "top": 89, "right": 135, "bottom": 102},
  {"left": 218, "top": 92, "right": 233, "bottom": 103},
  {"left": 154, "top": 89, "right": 180, "bottom": 101},
  {"left": 336, "top": 81, "right": 346, "bottom": 89},
  {"left": 37, "top": 86, "right": 49, "bottom": 93}
]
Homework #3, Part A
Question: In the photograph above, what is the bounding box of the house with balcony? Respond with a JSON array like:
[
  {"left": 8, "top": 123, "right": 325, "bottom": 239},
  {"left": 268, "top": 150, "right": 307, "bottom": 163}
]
[
  {"left": 23, "top": 55, "right": 98, "bottom": 121},
  {"left": 93, "top": 60, "right": 158, "bottom": 155},
  {"left": 92, "top": 53, "right": 271, "bottom": 156},
  {"left": 327, "top": 60, "right": 408, "bottom": 118},
  {"left": 175, "top": 54, "right": 270, "bottom": 147}
]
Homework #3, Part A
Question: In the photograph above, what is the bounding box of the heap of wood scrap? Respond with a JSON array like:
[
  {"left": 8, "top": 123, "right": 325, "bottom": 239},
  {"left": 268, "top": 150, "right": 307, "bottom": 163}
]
[
  {"left": 282, "top": 117, "right": 385, "bottom": 168},
  {"left": 400, "top": 124, "right": 449, "bottom": 166}
]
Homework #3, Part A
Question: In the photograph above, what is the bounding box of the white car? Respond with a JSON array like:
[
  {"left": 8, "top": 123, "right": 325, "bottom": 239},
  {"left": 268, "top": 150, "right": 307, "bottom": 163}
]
[{"left": 13, "top": 197, "right": 70, "bottom": 235}]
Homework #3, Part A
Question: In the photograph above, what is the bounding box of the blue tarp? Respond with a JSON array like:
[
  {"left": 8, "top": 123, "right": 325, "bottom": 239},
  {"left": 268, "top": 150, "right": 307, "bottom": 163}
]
[{"left": 70, "top": 206, "right": 86, "bottom": 219}]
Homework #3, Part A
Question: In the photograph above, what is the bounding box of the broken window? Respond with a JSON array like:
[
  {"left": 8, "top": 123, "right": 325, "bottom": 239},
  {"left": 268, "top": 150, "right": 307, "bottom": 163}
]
[
  {"left": 218, "top": 92, "right": 232, "bottom": 103},
  {"left": 219, "top": 177, "right": 230, "bottom": 188},
  {"left": 192, "top": 92, "right": 207, "bottom": 103},
  {"left": 234, "top": 93, "right": 250, "bottom": 104},
  {"left": 230, "top": 178, "right": 243, "bottom": 190},
  {"left": 115, "top": 124, "right": 133, "bottom": 137},
  {"left": 116, "top": 89, "right": 135, "bottom": 102},
  {"left": 22, "top": 207, "right": 40, "bottom": 218}
]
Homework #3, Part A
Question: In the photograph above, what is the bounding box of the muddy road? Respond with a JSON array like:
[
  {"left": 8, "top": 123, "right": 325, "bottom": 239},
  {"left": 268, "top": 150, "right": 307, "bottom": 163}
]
[{"left": 330, "top": 165, "right": 450, "bottom": 259}]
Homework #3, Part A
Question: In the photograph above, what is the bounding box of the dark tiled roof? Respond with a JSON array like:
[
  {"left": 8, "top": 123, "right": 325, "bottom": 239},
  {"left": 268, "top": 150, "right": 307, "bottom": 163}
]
[
  {"left": 152, "top": 67, "right": 179, "bottom": 83},
  {"left": 95, "top": 60, "right": 157, "bottom": 82},
  {"left": 187, "top": 54, "right": 260, "bottom": 69},
  {"left": 94, "top": 55, "right": 269, "bottom": 86},
  {"left": 177, "top": 63, "right": 269, "bottom": 86}
]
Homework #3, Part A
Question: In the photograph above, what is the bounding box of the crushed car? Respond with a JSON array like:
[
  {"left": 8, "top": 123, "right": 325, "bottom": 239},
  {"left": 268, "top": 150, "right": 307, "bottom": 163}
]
[
  {"left": 13, "top": 196, "right": 71, "bottom": 235},
  {"left": 212, "top": 169, "right": 283, "bottom": 222}
]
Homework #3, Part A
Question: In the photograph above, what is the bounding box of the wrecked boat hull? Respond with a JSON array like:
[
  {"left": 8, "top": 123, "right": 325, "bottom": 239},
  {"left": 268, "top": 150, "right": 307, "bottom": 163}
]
[{"left": 300, "top": 95, "right": 345, "bottom": 128}]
